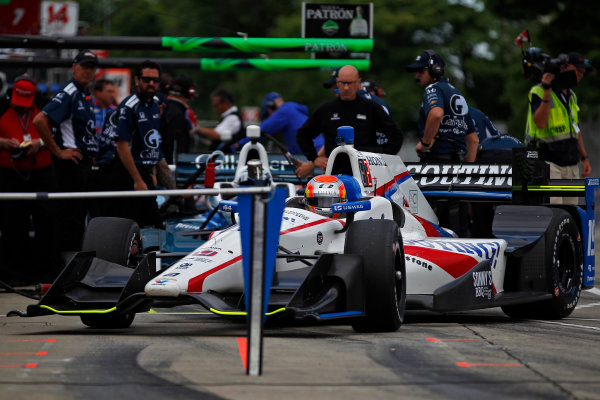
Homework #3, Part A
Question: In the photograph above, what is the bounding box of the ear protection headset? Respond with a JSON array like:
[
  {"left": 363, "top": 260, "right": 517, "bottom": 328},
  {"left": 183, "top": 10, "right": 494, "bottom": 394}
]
[{"left": 424, "top": 49, "right": 444, "bottom": 80}]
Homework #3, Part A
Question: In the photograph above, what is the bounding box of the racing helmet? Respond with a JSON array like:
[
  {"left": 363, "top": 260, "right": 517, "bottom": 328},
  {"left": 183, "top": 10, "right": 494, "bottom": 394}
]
[{"left": 305, "top": 175, "right": 347, "bottom": 217}]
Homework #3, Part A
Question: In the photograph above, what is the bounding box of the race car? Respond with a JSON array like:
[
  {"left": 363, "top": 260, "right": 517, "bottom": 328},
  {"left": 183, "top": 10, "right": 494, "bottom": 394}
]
[{"left": 10, "top": 126, "right": 596, "bottom": 333}]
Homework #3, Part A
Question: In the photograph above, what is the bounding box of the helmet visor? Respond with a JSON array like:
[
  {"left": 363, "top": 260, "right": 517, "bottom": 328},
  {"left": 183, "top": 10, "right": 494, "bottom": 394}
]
[{"left": 305, "top": 196, "right": 344, "bottom": 208}]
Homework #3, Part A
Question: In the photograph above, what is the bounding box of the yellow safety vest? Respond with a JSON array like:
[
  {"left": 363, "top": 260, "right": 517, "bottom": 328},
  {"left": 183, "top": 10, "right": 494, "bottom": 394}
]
[{"left": 525, "top": 85, "right": 579, "bottom": 144}]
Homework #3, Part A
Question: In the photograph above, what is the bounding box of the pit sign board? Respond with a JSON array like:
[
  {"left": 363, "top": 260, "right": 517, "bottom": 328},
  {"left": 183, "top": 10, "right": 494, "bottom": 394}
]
[
  {"left": 0, "top": 0, "right": 41, "bottom": 35},
  {"left": 40, "top": 1, "right": 78, "bottom": 36}
]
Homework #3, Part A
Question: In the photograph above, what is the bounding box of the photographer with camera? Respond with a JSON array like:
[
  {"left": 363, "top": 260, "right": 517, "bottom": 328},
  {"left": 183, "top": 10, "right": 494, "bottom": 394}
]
[{"left": 525, "top": 50, "right": 593, "bottom": 204}]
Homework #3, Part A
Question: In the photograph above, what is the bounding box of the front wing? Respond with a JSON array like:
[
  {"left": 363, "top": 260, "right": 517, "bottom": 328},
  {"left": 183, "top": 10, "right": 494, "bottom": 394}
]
[{"left": 9, "top": 252, "right": 368, "bottom": 323}]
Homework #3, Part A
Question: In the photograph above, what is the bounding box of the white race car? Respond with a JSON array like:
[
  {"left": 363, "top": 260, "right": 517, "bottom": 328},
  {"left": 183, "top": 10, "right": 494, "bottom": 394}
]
[{"left": 12, "top": 128, "right": 595, "bottom": 333}]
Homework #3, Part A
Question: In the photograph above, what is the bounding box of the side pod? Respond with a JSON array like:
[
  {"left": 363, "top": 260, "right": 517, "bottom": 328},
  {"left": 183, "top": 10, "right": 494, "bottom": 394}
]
[{"left": 432, "top": 260, "right": 494, "bottom": 312}]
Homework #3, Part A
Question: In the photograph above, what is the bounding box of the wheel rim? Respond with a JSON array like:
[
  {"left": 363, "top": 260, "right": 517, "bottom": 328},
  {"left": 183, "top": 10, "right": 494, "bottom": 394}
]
[
  {"left": 555, "top": 233, "right": 577, "bottom": 295},
  {"left": 394, "top": 241, "right": 406, "bottom": 319}
]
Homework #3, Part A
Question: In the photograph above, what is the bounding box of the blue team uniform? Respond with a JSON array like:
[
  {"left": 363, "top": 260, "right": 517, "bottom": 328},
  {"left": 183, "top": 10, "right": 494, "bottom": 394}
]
[
  {"left": 116, "top": 93, "right": 164, "bottom": 165},
  {"left": 418, "top": 77, "right": 475, "bottom": 155},
  {"left": 95, "top": 108, "right": 119, "bottom": 165},
  {"left": 41, "top": 78, "right": 98, "bottom": 157},
  {"left": 469, "top": 106, "right": 501, "bottom": 142}
]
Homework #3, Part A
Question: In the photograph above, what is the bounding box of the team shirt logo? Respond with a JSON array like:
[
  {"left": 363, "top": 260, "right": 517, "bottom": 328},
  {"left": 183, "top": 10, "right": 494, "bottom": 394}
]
[
  {"left": 450, "top": 94, "right": 468, "bottom": 115},
  {"left": 144, "top": 129, "right": 161, "bottom": 148}
]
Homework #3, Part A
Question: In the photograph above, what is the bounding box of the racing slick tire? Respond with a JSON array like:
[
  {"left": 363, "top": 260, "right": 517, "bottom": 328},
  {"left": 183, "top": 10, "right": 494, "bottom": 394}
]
[
  {"left": 501, "top": 208, "right": 583, "bottom": 319},
  {"left": 345, "top": 219, "right": 406, "bottom": 332},
  {"left": 81, "top": 217, "right": 143, "bottom": 268},
  {"left": 80, "top": 312, "right": 135, "bottom": 329}
]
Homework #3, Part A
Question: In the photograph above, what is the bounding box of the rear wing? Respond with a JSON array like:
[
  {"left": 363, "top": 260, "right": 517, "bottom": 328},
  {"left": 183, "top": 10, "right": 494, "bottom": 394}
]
[
  {"left": 407, "top": 148, "right": 598, "bottom": 289},
  {"left": 405, "top": 148, "right": 598, "bottom": 206}
]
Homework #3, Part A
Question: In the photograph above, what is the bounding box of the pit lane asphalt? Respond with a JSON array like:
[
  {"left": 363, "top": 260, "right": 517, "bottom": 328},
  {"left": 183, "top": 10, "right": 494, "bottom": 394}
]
[{"left": 1, "top": 286, "right": 600, "bottom": 400}]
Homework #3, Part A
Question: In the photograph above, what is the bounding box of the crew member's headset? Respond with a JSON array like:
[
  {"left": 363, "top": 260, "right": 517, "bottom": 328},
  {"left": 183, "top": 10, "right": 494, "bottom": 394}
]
[{"left": 424, "top": 49, "right": 444, "bottom": 80}]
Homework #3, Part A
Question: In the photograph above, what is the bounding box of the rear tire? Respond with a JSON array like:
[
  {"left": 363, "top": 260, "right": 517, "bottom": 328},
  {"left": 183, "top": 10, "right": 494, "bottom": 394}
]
[
  {"left": 502, "top": 208, "right": 582, "bottom": 319},
  {"left": 80, "top": 313, "right": 135, "bottom": 329},
  {"left": 345, "top": 219, "right": 405, "bottom": 332},
  {"left": 82, "top": 217, "right": 142, "bottom": 267}
]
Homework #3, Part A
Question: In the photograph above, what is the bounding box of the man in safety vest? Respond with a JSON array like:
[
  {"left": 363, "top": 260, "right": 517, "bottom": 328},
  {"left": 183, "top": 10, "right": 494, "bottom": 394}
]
[{"left": 525, "top": 51, "right": 593, "bottom": 204}]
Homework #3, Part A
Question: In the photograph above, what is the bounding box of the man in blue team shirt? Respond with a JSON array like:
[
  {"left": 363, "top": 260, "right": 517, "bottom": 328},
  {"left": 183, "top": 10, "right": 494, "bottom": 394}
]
[
  {"left": 109, "top": 60, "right": 164, "bottom": 228},
  {"left": 469, "top": 106, "right": 501, "bottom": 143},
  {"left": 33, "top": 49, "right": 99, "bottom": 252},
  {"left": 407, "top": 50, "right": 478, "bottom": 237},
  {"left": 406, "top": 50, "right": 478, "bottom": 163},
  {"left": 234, "top": 92, "right": 324, "bottom": 154}
]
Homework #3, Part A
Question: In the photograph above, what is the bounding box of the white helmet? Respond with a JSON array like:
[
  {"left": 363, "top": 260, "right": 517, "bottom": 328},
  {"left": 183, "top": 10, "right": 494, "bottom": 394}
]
[{"left": 305, "top": 175, "right": 347, "bottom": 217}]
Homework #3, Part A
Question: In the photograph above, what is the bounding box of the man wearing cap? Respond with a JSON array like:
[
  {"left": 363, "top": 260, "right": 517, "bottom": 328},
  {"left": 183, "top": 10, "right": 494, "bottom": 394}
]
[
  {"left": 163, "top": 75, "right": 198, "bottom": 163},
  {"left": 0, "top": 75, "right": 57, "bottom": 283},
  {"left": 235, "top": 92, "right": 324, "bottom": 155},
  {"left": 296, "top": 65, "right": 403, "bottom": 177},
  {"left": 407, "top": 50, "right": 478, "bottom": 163},
  {"left": 108, "top": 60, "right": 165, "bottom": 227},
  {"left": 407, "top": 50, "right": 478, "bottom": 237},
  {"left": 525, "top": 51, "right": 592, "bottom": 204},
  {"left": 33, "top": 49, "right": 99, "bottom": 252}
]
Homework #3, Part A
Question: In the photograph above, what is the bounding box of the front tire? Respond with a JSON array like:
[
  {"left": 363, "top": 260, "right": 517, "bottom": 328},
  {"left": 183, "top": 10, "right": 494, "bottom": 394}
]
[
  {"left": 81, "top": 217, "right": 142, "bottom": 267},
  {"left": 502, "top": 208, "right": 582, "bottom": 319},
  {"left": 345, "top": 219, "right": 406, "bottom": 332}
]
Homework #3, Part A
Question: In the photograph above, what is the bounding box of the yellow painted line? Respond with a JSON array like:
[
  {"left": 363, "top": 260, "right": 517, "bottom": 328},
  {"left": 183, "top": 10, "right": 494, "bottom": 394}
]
[
  {"left": 528, "top": 188, "right": 584, "bottom": 192},
  {"left": 513, "top": 186, "right": 585, "bottom": 191},
  {"left": 39, "top": 305, "right": 117, "bottom": 314},
  {"left": 208, "top": 307, "right": 286, "bottom": 316},
  {"left": 537, "top": 185, "right": 585, "bottom": 189}
]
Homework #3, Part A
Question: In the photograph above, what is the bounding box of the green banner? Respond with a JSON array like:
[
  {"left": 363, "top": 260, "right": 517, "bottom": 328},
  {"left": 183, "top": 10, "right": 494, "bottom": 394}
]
[
  {"left": 198, "top": 58, "right": 370, "bottom": 71},
  {"left": 162, "top": 37, "right": 373, "bottom": 53}
]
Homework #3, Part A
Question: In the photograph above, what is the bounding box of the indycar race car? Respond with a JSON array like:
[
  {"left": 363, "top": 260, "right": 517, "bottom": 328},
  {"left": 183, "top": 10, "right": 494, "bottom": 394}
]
[{"left": 10, "top": 126, "right": 597, "bottom": 333}]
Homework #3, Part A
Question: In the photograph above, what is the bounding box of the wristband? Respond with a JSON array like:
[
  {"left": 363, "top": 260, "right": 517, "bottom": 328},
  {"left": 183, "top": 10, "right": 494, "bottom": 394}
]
[
  {"left": 581, "top": 155, "right": 588, "bottom": 161},
  {"left": 541, "top": 82, "right": 552, "bottom": 90},
  {"left": 38, "top": 138, "right": 45, "bottom": 147},
  {"left": 420, "top": 139, "right": 432, "bottom": 147}
]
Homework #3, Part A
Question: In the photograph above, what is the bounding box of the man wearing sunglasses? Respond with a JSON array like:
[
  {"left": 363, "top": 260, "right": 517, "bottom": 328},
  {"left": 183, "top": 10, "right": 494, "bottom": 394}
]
[
  {"left": 108, "top": 60, "right": 164, "bottom": 228},
  {"left": 33, "top": 49, "right": 99, "bottom": 253}
]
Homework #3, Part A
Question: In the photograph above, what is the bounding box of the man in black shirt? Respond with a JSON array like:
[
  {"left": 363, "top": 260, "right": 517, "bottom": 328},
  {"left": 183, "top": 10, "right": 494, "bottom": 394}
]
[
  {"left": 296, "top": 65, "right": 403, "bottom": 177},
  {"left": 163, "top": 75, "right": 196, "bottom": 163}
]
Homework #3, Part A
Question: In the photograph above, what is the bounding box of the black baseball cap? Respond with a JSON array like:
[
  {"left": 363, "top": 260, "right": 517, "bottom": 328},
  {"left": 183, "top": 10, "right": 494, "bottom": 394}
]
[
  {"left": 73, "top": 49, "right": 98, "bottom": 66},
  {"left": 322, "top": 67, "right": 340, "bottom": 88},
  {"left": 169, "top": 75, "right": 195, "bottom": 98},
  {"left": 567, "top": 52, "right": 593, "bottom": 71},
  {"left": 406, "top": 50, "right": 445, "bottom": 72}
]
